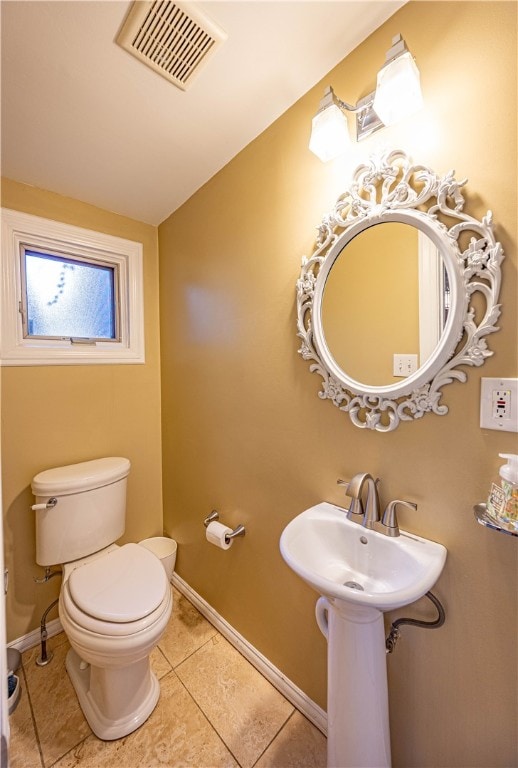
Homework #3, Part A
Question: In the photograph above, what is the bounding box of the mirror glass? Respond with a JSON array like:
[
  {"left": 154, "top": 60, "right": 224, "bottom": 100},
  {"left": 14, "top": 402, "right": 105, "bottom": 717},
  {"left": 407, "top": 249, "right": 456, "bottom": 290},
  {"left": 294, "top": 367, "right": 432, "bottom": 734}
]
[{"left": 321, "top": 222, "right": 449, "bottom": 387}]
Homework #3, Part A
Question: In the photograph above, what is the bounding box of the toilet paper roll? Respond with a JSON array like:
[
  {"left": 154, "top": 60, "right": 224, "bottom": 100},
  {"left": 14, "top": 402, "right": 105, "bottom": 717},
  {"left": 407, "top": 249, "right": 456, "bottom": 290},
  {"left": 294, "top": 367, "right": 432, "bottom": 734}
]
[{"left": 206, "top": 521, "right": 233, "bottom": 550}]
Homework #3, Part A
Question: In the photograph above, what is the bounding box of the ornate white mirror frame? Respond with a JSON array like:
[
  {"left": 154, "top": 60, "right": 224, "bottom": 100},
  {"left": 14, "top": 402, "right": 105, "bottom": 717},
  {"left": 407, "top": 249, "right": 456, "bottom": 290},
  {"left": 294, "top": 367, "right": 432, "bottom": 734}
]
[{"left": 296, "top": 150, "right": 504, "bottom": 432}]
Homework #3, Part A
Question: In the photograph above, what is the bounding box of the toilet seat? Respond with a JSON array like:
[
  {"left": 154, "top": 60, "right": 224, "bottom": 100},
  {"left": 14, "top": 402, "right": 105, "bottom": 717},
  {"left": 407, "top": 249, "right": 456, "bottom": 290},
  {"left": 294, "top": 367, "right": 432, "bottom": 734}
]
[
  {"left": 62, "top": 585, "right": 171, "bottom": 637},
  {"left": 62, "top": 543, "right": 170, "bottom": 637}
]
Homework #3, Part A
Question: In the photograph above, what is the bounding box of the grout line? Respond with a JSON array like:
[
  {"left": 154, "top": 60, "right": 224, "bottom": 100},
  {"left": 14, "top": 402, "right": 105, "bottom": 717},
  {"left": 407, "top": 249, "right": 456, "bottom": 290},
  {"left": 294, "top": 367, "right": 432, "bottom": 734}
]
[
  {"left": 19, "top": 663, "right": 45, "bottom": 768},
  {"left": 172, "top": 667, "right": 243, "bottom": 767},
  {"left": 22, "top": 643, "right": 93, "bottom": 768},
  {"left": 157, "top": 591, "right": 219, "bottom": 672},
  {"left": 46, "top": 736, "right": 90, "bottom": 768},
  {"left": 171, "top": 632, "right": 296, "bottom": 768},
  {"left": 250, "top": 709, "right": 297, "bottom": 768},
  {"left": 167, "top": 631, "right": 219, "bottom": 672},
  {"left": 152, "top": 645, "right": 173, "bottom": 679},
  {"left": 152, "top": 601, "right": 240, "bottom": 760}
]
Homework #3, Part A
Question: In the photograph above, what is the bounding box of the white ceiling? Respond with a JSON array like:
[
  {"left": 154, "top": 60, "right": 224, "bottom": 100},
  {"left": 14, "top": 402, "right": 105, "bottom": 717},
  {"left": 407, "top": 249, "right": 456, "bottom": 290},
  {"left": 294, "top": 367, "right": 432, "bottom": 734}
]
[{"left": 1, "top": 1, "right": 404, "bottom": 226}]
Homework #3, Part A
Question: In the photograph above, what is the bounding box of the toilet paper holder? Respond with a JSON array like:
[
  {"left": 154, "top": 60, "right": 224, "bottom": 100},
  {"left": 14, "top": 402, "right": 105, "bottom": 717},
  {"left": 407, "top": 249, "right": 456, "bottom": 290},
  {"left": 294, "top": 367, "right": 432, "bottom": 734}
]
[{"left": 203, "top": 510, "right": 246, "bottom": 542}]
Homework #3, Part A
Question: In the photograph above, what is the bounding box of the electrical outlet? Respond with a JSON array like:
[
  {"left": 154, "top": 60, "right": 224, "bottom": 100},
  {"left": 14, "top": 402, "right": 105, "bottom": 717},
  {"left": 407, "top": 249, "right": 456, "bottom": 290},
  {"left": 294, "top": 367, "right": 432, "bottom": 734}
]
[
  {"left": 393, "top": 354, "right": 418, "bottom": 378},
  {"left": 492, "top": 389, "right": 511, "bottom": 420},
  {"left": 480, "top": 378, "right": 518, "bottom": 432}
]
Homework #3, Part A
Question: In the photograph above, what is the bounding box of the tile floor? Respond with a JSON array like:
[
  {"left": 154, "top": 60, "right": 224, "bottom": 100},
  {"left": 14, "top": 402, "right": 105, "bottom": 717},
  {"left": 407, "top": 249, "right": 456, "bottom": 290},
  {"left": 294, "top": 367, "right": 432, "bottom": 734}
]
[{"left": 8, "top": 586, "right": 327, "bottom": 768}]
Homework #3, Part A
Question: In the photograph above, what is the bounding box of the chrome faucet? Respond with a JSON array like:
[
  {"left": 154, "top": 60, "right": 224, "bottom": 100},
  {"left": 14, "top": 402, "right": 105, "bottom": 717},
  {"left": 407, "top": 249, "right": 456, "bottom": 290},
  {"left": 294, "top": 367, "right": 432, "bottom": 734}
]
[
  {"left": 337, "top": 474, "right": 417, "bottom": 536},
  {"left": 339, "top": 473, "right": 381, "bottom": 529}
]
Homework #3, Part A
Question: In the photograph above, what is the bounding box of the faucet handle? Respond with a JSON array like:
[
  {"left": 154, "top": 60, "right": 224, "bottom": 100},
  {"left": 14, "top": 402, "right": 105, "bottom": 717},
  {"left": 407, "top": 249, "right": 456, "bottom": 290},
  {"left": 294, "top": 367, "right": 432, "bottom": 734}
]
[
  {"left": 381, "top": 499, "right": 417, "bottom": 536},
  {"left": 337, "top": 478, "right": 365, "bottom": 522}
]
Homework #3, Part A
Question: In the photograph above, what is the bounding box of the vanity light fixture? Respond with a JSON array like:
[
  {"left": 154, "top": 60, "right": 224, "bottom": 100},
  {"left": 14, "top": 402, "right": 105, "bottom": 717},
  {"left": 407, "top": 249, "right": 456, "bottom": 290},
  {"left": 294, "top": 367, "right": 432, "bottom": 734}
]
[
  {"left": 308, "top": 87, "right": 351, "bottom": 163},
  {"left": 308, "top": 34, "right": 423, "bottom": 162},
  {"left": 373, "top": 34, "right": 423, "bottom": 126}
]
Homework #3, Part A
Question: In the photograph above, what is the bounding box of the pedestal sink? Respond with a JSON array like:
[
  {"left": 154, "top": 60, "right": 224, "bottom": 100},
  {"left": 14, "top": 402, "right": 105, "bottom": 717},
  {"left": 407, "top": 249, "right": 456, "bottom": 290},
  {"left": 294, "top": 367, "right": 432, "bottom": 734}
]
[{"left": 280, "top": 502, "right": 447, "bottom": 768}]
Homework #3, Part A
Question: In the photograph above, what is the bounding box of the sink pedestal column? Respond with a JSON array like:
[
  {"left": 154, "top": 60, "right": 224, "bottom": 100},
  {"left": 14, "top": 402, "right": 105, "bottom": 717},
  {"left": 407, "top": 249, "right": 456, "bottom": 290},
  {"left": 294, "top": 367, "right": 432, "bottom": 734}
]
[{"left": 316, "top": 597, "right": 391, "bottom": 768}]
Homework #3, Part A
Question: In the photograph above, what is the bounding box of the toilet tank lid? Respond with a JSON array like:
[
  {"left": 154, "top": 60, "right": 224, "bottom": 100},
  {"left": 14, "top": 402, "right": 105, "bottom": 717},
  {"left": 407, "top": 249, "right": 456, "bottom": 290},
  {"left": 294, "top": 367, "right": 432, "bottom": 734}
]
[{"left": 31, "top": 457, "right": 131, "bottom": 496}]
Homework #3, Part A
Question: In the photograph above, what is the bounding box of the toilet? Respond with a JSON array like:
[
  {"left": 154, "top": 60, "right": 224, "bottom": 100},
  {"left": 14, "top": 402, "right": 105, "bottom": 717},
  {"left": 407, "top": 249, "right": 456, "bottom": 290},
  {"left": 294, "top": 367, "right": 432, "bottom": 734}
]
[{"left": 31, "top": 457, "right": 172, "bottom": 740}]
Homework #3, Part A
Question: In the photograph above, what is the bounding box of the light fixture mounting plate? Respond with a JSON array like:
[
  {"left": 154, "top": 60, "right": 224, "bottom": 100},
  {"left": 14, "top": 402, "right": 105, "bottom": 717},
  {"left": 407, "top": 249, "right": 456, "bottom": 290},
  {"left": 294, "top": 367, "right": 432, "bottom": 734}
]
[{"left": 355, "top": 91, "right": 383, "bottom": 141}]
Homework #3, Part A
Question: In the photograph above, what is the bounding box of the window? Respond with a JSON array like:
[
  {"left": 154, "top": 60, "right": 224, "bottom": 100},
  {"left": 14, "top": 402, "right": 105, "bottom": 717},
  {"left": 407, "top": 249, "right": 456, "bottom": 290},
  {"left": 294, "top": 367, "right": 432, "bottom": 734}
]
[
  {"left": 21, "top": 248, "right": 119, "bottom": 341},
  {"left": 1, "top": 209, "right": 144, "bottom": 365}
]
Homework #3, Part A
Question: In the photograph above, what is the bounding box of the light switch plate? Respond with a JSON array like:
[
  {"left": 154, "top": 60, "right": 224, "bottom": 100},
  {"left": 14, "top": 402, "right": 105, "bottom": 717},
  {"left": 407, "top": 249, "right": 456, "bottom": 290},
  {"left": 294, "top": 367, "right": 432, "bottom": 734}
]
[
  {"left": 393, "top": 354, "right": 418, "bottom": 377},
  {"left": 480, "top": 378, "right": 518, "bottom": 432}
]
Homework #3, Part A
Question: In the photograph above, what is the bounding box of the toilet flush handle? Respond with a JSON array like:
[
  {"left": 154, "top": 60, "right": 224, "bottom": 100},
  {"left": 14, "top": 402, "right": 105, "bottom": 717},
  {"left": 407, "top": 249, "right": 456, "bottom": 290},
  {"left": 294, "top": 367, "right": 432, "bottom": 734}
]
[{"left": 31, "top": 497, "right": 58, "bottom": 511}]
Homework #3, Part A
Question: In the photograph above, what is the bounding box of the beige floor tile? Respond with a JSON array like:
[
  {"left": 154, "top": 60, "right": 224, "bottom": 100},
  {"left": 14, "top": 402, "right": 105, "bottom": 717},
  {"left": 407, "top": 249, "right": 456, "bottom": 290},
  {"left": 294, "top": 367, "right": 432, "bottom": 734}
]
[
  {"left": 254, "top": 711, "right": 327, "bottom": 768},
  {"left": 53, "top": 672, "right": 238, "bottom": 768},
  {"left": 8, "top": 668, "right": 43, "bottom": 768},
  {"left": 158, "top": 588, "right": 218, "bottom": 668},
  {"left": 176, "top": 635, "right": 294, "bottom": 768},
  {"left": 23, "top": 639, "right": 91, "bottom": 767}
]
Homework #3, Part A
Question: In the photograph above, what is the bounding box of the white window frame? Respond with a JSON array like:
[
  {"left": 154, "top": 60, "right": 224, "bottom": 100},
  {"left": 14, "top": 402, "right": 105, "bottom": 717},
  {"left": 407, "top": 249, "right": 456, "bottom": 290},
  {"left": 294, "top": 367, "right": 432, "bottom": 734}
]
[{"left": 1, "top": 209, "right": 145, "bottom": 365}]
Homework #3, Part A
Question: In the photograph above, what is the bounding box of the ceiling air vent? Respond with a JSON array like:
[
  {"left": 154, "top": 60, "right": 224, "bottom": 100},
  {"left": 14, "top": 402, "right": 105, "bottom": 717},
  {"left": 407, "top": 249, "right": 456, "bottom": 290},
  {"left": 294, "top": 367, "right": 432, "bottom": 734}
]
[{"left": 116, "top": 1, "right": 227, "bottom": 91}]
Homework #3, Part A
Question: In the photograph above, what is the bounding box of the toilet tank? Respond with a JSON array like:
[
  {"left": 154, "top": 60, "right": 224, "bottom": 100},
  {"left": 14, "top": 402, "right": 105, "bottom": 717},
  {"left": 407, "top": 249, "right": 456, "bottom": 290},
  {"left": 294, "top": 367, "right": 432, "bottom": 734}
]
[{"left": 32, "top": 457, "right": 131, "bottom": 567}]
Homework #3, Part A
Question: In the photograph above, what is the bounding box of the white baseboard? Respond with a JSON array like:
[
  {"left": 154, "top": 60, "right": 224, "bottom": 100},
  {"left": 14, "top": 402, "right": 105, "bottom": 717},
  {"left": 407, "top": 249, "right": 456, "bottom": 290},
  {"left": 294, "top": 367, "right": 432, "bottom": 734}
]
[
  {"left": 7, "top": 616, "right": 63, "bottom": 654},
  {"left": 171, "top": 573, "right": 327, "bottom": 736}
]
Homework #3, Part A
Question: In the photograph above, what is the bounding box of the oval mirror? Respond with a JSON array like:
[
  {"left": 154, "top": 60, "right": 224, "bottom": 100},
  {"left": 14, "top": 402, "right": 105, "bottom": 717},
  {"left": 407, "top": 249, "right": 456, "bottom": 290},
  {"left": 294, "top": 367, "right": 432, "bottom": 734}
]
[{"left": 297, "top": 150, "right": 504, "bottom": 431}]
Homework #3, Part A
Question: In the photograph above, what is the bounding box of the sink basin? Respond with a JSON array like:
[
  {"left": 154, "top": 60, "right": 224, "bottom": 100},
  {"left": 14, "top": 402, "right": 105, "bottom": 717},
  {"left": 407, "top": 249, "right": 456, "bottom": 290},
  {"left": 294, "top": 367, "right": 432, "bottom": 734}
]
[{"left": 280, "top": 502, "right": 447, "bottom": 611}]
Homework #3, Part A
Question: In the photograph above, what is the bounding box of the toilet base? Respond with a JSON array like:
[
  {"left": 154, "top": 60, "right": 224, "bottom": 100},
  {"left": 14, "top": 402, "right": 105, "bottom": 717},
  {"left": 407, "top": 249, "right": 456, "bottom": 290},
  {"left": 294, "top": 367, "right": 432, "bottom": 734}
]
[{"left": 66, "top": 648, "right": 160, "bottom": 740}]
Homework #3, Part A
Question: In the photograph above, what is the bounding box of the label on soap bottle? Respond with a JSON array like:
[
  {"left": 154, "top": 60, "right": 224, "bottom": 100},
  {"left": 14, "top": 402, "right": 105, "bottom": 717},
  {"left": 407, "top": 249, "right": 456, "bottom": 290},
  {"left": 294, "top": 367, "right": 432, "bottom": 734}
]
[
  {"left": 487, "top": 481, "right": 518, "bottom": 532},
  {"left": 501, "top": 479, "right": 518, "bottom": 523},
  {"left": 487, "top": 483, "right": 505, "bottom": 519}
]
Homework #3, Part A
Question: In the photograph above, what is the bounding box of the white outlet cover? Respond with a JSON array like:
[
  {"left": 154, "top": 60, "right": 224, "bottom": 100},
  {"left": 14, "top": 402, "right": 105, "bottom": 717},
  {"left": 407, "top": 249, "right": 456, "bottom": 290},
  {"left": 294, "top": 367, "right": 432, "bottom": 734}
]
[
  {"left": 480, "top": 378, "right": 518, "bottom": 432},
  {"left": 393, "top": 354, "right": 418, "bottom": 378}
]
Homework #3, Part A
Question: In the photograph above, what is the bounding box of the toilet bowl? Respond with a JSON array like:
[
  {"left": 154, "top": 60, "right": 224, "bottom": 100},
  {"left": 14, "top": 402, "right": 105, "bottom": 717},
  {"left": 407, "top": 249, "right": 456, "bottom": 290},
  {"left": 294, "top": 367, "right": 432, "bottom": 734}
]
[
  {"left": 31, "top": 457, "right": 173, "bottom": 741},
  {"left": 59, "top": 543, "right": 172, "bottom": 740}
]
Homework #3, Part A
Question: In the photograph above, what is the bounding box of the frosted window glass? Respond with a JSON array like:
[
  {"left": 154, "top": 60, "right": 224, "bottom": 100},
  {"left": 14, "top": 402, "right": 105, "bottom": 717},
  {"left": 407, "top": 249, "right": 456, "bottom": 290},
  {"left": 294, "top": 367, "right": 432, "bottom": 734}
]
[{"left": 24, "top": 250, "right": 117, "bottom": 340}]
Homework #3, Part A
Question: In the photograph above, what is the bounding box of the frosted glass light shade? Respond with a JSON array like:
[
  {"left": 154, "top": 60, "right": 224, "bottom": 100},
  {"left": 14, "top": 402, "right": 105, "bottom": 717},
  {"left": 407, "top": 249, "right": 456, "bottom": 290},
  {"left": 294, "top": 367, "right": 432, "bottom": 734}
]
[
  {"left": 309, "top": 104, "right": 350, "bottom": 162},
  {"left": 373, "top": 52, "right": 423, "bottom": 127}
]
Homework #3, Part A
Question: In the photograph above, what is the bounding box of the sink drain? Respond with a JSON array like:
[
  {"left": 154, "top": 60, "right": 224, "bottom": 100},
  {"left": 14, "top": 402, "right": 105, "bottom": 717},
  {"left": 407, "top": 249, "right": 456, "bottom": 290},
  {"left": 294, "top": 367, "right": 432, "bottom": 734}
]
[{"left": 344, "top": 580, "right": 364, "bottom": 591}]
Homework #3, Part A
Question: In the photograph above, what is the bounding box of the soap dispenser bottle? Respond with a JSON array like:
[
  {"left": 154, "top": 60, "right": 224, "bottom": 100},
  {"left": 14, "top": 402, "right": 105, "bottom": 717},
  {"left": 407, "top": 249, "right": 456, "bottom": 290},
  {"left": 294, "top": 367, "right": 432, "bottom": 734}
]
[{"left": 487, "top": 454, "right": 518, "bottom": 530}]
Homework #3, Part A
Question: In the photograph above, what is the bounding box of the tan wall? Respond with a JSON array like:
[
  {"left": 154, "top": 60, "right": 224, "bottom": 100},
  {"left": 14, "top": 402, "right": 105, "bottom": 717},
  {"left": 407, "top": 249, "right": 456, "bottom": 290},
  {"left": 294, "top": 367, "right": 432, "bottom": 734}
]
[
  {"left": 158, "top": 3, "right": 517, "bottom": 766},
  {"left": 1, "top": 179, "right": 163, "bottom": 643}
]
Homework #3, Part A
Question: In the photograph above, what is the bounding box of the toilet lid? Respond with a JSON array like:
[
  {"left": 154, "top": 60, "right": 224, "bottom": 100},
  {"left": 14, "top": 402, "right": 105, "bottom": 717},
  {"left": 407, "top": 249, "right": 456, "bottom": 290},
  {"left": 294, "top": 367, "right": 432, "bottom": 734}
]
[{"left": 67, "top": 543, "right": 167, "bottom": 623}]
